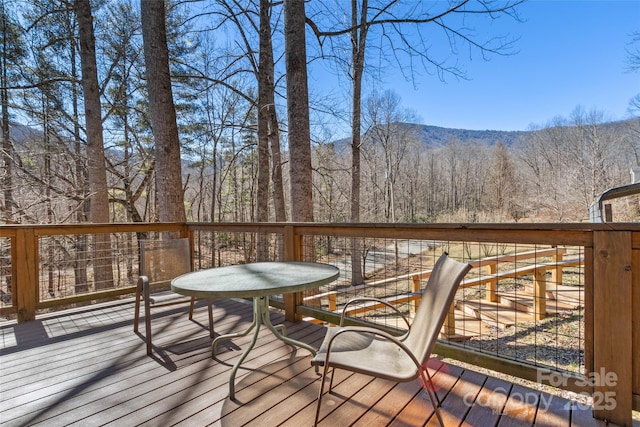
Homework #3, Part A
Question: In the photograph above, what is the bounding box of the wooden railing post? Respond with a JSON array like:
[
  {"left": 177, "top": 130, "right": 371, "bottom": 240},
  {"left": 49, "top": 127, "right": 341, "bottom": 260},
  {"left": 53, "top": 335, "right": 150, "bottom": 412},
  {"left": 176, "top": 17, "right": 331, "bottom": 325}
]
[
  {"left": 282, "top": 225, "right": 298, "bottom": 262},
  {"left": 485, "top": 262, "right": 498, "bottom": 302},
  {"left": 16, "top": 228, "right": 38, "bottom": 322},
  {"left": 410, "top": 275, "right": 421, "bottom": 314},
  {"left": 550, "top": 249, "right": 564, "bottom": 286},
  {"left": 443, "top": 301, "right": 457, "bottom": 338},
  {"left": 632, "top": 243, "right": 640, "bottom": 415},
  {"left": 533, "top": 267, "right": 546, "bottom": 320},
  {"left": 592, "top": 231, "right": 632, "bottom": 426},
  {"left": 283, "top": 225, "right": 304, "bottom": 322}
]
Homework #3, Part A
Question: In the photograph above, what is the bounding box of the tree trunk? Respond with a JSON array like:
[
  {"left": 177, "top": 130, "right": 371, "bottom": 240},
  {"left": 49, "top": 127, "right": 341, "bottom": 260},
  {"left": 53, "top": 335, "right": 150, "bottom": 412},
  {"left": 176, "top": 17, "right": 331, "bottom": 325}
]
[
  {"left": 75, "top": 0, "right": 114, "bottom": 290},
  {"left": 0, "top": 5, "right": 19, "bottom": 223},
  {"left": 140, "top": 0, "right": 186, "bottom": 225},
  {"left": 257, "top": 0, "right": 286, "bottom": 260},
  {"left": 70, "top": 22, "right": 88, "bottom": 293},
  {"left": 1, "top": 66, "right": 13, "bottom": 222},
  {"left": 349, "top": 0, "right": 367, "bottom": 284},
  {"left": 264, "top": 27, "right": 286, "bottom": 224},
  {"left": 256, "top": 0, "right": 272, "bottom": 260},
  {"left": 283, "top": 0, "right": 313, "bottom": 226}
]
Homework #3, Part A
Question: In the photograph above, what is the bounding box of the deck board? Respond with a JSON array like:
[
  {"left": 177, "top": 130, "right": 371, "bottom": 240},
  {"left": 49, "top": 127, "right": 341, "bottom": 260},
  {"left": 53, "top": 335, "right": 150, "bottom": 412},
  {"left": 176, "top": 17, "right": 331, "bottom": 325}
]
[{"left": 0, "top": 299, "right": 611, "bottom": 426}]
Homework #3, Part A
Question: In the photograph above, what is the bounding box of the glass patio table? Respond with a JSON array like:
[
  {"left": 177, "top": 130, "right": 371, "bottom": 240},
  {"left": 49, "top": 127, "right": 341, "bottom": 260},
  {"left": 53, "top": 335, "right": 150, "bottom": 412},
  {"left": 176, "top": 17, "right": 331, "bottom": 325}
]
[{"left": 171, "top": 261, "right": 340, "bottom": 399}]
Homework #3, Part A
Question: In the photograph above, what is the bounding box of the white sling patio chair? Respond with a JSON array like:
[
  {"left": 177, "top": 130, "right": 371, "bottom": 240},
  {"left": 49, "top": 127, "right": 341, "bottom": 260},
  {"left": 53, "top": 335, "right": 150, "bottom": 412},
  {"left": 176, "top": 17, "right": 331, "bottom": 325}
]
[
  {"left": 134, "top": 238, "right": 214, "bottom": 356},
  {"left": 311, "top": 252, "right": 471, "bottom": 426}
]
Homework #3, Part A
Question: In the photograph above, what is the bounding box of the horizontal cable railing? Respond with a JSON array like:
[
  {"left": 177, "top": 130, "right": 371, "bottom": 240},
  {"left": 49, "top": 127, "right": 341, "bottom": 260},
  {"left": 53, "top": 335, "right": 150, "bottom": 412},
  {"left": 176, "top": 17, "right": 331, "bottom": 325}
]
[{"left": 295, "top": 236, "right": 585, "bottom": 375}]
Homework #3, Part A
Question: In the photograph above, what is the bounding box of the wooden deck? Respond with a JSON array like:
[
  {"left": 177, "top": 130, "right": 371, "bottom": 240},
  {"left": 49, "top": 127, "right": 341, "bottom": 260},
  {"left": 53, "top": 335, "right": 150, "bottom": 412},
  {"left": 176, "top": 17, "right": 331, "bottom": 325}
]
[{"left": 0, "top": 299, "right": 610, "bottom": 427}]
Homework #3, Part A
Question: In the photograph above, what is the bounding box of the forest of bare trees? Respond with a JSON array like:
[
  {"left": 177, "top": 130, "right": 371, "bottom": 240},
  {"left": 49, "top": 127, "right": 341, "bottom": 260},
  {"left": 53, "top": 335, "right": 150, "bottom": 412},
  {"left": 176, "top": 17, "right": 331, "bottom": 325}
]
[{"left": 1, "top": 0, "right": 639, "bottom": 228}]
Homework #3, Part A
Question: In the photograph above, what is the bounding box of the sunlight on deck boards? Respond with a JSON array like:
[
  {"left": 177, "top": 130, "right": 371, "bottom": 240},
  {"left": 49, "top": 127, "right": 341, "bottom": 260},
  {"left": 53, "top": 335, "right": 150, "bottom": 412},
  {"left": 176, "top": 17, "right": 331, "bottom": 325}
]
[{"left": 0, "top": 299, "right": 607, "bottom": 427}]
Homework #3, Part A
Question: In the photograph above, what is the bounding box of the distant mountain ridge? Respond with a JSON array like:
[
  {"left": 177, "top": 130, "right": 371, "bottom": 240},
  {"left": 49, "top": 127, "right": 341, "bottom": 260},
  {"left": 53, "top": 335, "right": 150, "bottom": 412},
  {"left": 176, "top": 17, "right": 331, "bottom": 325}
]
[
  {"left": 414, "top": 123, "right": 530, "bottom": 147},
  {"left": 10, "top": 119, "right": 635, "bottom": 149},
  {"left": 331, "top": 119, "right": 637, "bottom": 149},
  {"left": 329, "top": 122, "right": 531, "bottom": 151}
]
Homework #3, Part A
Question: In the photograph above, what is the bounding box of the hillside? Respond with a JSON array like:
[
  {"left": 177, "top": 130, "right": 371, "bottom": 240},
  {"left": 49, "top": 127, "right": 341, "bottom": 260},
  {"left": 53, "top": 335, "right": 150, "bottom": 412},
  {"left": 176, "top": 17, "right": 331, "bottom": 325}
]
[
  {"left": 329, "top": 122, "right": 531, "bottom": 150},
  {"left": 9, "top": 118, "right": 635, "bottom": 149},
  {"left": 416, "top": 123, "right": 530, "bottom": 147}
]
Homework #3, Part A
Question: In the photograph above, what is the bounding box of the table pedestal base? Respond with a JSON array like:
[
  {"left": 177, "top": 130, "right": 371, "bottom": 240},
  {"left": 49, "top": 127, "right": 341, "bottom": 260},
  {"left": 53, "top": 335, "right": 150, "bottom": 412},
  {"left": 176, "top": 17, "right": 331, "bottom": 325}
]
[{"left": 212, "top": 296, "right": 317, "bottom": 399}]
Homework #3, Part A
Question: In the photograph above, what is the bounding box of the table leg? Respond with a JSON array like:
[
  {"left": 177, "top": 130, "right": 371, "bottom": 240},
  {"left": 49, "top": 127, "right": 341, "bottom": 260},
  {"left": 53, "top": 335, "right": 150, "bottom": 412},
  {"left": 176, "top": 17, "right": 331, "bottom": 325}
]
[
  {"left": 227, "top": 297, "right": 264, "bottom": 400},
  {"left": 222, "top": 296, "right": 319, "bottom": 400},
  {"left": 257, "top": 296, "right": 317, "bottom": 356},
  {"left": 211, "top": 308, "right": 258, "bottom": 358}
]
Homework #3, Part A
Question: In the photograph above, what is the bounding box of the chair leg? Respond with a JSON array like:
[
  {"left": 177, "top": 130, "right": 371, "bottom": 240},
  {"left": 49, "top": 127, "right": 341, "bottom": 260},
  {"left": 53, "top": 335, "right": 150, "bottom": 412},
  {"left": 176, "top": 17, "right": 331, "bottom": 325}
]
[
  {"left": 425, "top": 367, "right": 442, "bottom": 406},
  {"left": 207, "top": 299, "right": 214, "bottom": 338},
  {"left": 328, "top": 367, "right": 336, "bottom": 393},
  {"left": 143, "top": 280, "right": 152, "bottom": 356},
  {"left": 419, "top": 370, "right": 445, "bottom": 427},
  {"left": 134, "top": 280, "right": 142, "bottom": 333},
  {"left": 314, "top": 363, "right": 332, "bottom": 427}
]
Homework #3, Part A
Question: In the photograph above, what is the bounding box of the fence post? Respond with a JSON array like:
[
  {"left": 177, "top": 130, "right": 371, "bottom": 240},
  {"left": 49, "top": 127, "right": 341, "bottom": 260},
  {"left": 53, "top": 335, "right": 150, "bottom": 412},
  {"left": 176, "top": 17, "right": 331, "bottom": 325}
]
[
  {"left": 485, "top": 262, "right": 498, "bottom": 302},
  {"left": 283, "top": 225, "right": 303, "bottom": 322},
  {"left": 633, "top": 243, "right": 640, "bottom": 414},
  {"left": 410, "top": 274, "right": 421, "bottom": 314},
  {"left": 16, "top": 228, "right": 38, "bottom": 322},
  {"left": 532, "top": 267, "right": 546, "bottom": 320},
  {"left": 550, "top": 247, "right": 565, "bottom": 287},
  {"left": 592, "top": 231, "right": 632, "bottom": 426}
]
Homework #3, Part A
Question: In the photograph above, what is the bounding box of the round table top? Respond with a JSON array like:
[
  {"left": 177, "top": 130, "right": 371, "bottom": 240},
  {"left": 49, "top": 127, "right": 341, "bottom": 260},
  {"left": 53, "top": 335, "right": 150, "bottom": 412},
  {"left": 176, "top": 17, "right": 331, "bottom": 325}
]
[{"left": 171, "top": 261, "right": 340, "bottom": 298}]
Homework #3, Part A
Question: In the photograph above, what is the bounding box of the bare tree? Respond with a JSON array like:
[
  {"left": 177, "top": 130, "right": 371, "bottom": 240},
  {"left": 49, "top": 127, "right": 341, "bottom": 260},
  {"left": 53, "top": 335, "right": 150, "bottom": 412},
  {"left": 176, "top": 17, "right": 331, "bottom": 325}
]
[
  {"left": 567, "top": 108, "right": 622, "bottom": 209},
  {"left": 257, "top": 0, "right": 286, "bottom": 259},
  {"left": 626, "top": 31, "right": 640, "bottom": 115},
  {"left": 140, "top": 0, "right": 185, "bottom": 224},
  {"left": 75, "top": 0, "right": 114, "bottom": 290},
  {"left": 283, "top": 0, "right": 313, "bottom": 225},
  {"left": 307, "top": 0, "right": 523, "bottom": 282},
  {"left": 486, "top": 141, "right": 522, "bottom": 221},
  {"left": 75, "top": 0, "right": 109, "bottom": 224},
  {"left": 517, "top": 119, "right": 575, "bottom": 221},
  {"left": 362, "top": 89, "right": 418, "bottom": 222},
  {"left": 178, "top": 0, "right": 287, "bottom": 248},
  {"left": 0, "top": 2, "right": 24, "bottom": 222},
  {"left": 516, "top": 108, "right": 628, "bottom": 221},
  {"left": 102, "top": 0, "right": 148, "bottom": 224}
]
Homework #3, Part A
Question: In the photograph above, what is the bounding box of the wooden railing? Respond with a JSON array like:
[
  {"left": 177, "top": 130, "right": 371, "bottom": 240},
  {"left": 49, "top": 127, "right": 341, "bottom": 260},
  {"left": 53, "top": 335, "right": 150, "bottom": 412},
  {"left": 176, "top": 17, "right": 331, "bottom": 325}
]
[
  {"left": 0, "top": 222, "right": 638, "bottom": 425},
  {"left": 305, "top": 246, "right": 581, "bottom": 325}
]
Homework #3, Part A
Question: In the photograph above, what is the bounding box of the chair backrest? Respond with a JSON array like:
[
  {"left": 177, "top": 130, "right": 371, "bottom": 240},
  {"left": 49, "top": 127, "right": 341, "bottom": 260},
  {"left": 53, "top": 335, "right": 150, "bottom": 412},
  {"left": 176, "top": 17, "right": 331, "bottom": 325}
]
[
  {"left": 140, "top": 238, "right": 192, "bottom": 286},
  {"left": 404, "top": 252, "right": 471, "bottom": 365}
]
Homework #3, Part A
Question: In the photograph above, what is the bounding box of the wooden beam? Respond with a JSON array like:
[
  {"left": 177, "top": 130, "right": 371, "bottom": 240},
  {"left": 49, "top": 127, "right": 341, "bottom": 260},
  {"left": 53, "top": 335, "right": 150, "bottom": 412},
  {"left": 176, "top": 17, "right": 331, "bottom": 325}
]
[
  {"left": 583, "top": 246, "right": 594, "bottom": 376},
  {"left": 284, "top": 226, "right": 304, "bottom": 322},
  {"left": 15, "top": 228, "right": 38, "bottom": 322},
  {"left": 443, "top": 301, "right": 457, "bottom": 337},
  {"left": 410, "top": 275, "right": 421, "bottom": 314},
  {"left": 485, "top": 263, "right": 498, "bottom": 302},
  {"left": 593, "top": 231, "right": 632, "bottom": 426},
  {"left": 550, "top": 249, "right": 564, "bottom": 286},
  {"left": 533, "top": 267, "right": 546, "bottom": 320},
  {"left": 632, "top": 245, "right": 640, "bottom": 408}
]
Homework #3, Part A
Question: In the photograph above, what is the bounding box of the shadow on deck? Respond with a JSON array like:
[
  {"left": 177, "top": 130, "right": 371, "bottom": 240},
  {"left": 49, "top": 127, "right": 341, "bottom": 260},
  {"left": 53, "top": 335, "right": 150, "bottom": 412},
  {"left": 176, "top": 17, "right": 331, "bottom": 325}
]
[{"left": 0, "top": 299, "right": 609, "bottom": 426}]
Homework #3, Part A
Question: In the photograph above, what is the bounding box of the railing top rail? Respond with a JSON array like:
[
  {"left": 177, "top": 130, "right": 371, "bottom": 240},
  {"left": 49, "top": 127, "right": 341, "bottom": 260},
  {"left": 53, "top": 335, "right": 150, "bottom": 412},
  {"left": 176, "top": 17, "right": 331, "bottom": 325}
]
[
  {"left": 271, "top": 222, "right": 640, "bottom": 231},
  {"left": 2, "top": 222, "right": 640, "bottom": 246},
  {"left": 3, "top": 221, "right": 640, "bottom": 231},
  {"left": 0, "top": 222, "right": 184, "bottom": 237}
]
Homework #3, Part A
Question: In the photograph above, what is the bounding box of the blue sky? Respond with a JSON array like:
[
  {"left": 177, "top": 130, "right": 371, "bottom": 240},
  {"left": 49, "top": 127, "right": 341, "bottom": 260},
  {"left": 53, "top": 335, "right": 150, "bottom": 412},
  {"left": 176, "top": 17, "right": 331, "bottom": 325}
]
[{"left": 345, "top": 1, "right": 640, "bottom": 132}]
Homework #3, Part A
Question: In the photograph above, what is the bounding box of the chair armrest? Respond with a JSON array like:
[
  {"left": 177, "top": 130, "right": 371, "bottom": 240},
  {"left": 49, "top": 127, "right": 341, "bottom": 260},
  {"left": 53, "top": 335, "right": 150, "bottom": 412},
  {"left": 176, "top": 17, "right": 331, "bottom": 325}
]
[
  {"left": 138, "top": 275, "right": 149, "bottom": 289},
  {"left": 340, "top": 297, "right": 411, "bottom": 330},
  {"left": 324, "top": 326, "right": 421, "bottom": 370},
  {"left": 137, "top": 275, "right": 189, "bottom": 304},
  {"left": 138, "top": 275, "right": 150, "bottom": 303}
]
